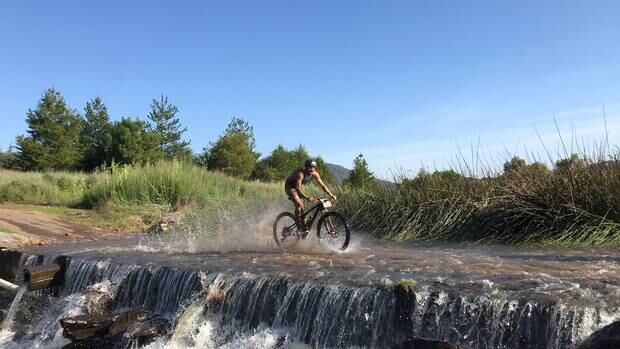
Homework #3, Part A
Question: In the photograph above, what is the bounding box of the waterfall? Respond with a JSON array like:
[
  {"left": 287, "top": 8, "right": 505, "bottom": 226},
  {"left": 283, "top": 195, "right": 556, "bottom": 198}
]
[
  {"left": 1, "top": 286, "right": 26, "bottom": 332},
  {"left": 0, "top": 253, "right": 615, "bottom": 348}
]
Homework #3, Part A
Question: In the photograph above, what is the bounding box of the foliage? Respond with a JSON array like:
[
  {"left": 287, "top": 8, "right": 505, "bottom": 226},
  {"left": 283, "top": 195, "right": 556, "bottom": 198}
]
[
  {"left": 83, "top": 160, "right": 279, "bottom": 209},
  {"left": 81, "top": 97, "right": 111, "bottom": 170},
  {"left": 206, "top": 117, "right": 260, "bottom": 179},
  {"left": 337, "top": 151, "right": 620, "bottom": 246},
  {"left": 147, "top": 95, "right": 191, "bottom": 160},
  {"left": 15, "top": 89, "right": 84, "bottom": 171},
  {"left": 343, "top": 154, "right": 376, "bottom": 187},
  {"left": 102, "top": 118, "right": 163, "bottom": 165},
  {"left": 0, "top": 161, "right": 280, "bottom": 211},
  {"left": 252, "top": 144, "right": 335, "bottom": 184},
  {"left": 0, "top": 147, "right": 19, "bottom": 170}
]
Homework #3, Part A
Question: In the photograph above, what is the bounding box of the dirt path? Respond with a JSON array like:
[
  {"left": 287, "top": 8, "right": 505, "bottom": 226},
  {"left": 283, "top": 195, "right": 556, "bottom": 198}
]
[{"left": 0, "top": 208, "right": 125, "bottom": 249}]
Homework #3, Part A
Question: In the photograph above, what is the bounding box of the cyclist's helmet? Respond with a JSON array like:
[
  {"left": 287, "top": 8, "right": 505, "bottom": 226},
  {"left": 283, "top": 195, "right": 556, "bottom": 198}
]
[{"left": 304, "top": 159, "right": 317, "bottom": 169}]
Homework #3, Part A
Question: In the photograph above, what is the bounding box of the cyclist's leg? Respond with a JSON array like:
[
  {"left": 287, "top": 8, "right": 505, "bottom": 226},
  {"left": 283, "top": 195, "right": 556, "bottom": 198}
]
[{"left": 288, "top": 189, "right": 304, "bottom": 231}]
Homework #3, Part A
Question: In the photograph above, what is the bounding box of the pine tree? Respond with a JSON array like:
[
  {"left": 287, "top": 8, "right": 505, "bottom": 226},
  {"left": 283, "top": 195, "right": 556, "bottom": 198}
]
[
  {"left": 344, "top": 153, "right": 375, "bottom": 187},
  {"left": 206, "top": 117, "right": 259, "bottom": 179},
  {"left": 103, "top": 118, "right": 162, "bottom": 165},
  {"left": 16, "top": 88, "right": 84, "bottom": 170},
  {"left": 81, "top": 97, "right": 111, "bottom": 169},
  {"left": 147, "top": 95, "right": 191, "bottom": 159}
]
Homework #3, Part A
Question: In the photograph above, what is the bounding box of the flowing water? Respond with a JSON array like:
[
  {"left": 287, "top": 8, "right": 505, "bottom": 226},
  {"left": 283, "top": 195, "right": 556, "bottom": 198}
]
[
  {"left": 0, "top": 234, "right": 618, "bottom": 348},
  {"left": 1, "top": 286, "right": 26, "bottom": 334}
]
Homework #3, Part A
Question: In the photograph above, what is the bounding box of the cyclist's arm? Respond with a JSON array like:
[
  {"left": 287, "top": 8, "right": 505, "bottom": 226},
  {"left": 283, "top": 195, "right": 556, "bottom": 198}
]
[
  {"left": 313, "top": 172, "right": 336, "bottom": 200},
  {"left": 295, "top": 172, "right": 312, "bottom": 200}
]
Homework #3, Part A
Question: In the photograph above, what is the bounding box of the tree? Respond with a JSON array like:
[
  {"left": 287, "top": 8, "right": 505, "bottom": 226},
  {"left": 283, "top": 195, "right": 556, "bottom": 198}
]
[
  {"left": 252, "top": 144, "right": 293, "bottom": 181},
  {"left": 0, "top": 146, "right": 19, "bottom": 170},
  {"left": 16, "top": 88, "right": 83, "bottom": 170},
  {"left": 206, "top": 117, "right": 260, "bottom": 179},
  {"left": 103, "top": 118, "right": 162, "bottom": 165},
  {"left": 81, "top": 97, "right": 111, "bottom": 170},
  {"left": 251, "top": 144, "right": 335, "bottom": 183},
  {"left": 503, "top": 156, "right": 527, "bottom": 174},
  {"left": 555, "top": 153, "right": 586, "bottom": 173},
  {"left": 147, "top": 95, "right": 191, "bottom": 159},
  {"left": 344, "top": 154, "right": 375, "bottom": 187}
]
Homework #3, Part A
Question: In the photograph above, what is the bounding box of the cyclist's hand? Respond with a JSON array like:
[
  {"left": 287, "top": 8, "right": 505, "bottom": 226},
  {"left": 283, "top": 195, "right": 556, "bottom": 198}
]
[
  {"left": 330, "top": 194, "right": 337, "bottom": 202},
  {"left": 308, "top": 197, "right": 317, "bottom": 203}
]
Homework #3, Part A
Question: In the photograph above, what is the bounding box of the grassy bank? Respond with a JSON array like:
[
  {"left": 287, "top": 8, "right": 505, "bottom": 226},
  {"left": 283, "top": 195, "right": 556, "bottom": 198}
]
[
  {"left": 0, "top": 161, "right": 280, "bottom": 232},
  {"left": 2, "top": 155, "right": 620, "bottom": 247},
  {"left": 337, "top": 152, "right": 620, "bottom": 246}
]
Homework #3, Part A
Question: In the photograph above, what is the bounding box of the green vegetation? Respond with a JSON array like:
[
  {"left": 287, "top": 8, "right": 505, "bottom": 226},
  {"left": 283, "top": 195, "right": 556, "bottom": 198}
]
[
  {"left": 337, "top": 151, "right": 620, "bottom": 246},
  {"left": 252, "top": 144, "right": 334, "bottom": 183},
  {"left": 0, "top": 161, "right": 280, "bottom": 232},
  {"left": 15, "top": 89, "right": 84, "bottom": 171},
  {"left": 3, "top": 88, "right": 620, "bottom": 247},
  {"left": 201, "top": 117, "right": 260, "bottom": 179},
  {"left": 343, "top": 153, "right": 376, "bottom": 188},
  {"left": 397, "top": 279, "right": 416, "bottom": 293}
]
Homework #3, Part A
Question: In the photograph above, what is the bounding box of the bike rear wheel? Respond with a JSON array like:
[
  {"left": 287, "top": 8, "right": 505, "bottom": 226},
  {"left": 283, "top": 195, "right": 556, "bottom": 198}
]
[
  {"left": 317, "top": 211, "right": 351, "bottom": 251},
  {"left": 273, "top": 212, "right": 299, "bottom": 250}
]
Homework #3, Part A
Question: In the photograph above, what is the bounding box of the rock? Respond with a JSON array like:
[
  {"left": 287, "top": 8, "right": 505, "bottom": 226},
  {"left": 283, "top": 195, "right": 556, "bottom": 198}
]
[
  {"left": 13, "top": 293, "right": 50, "bottom": 338},
  {"left": 271, "top": 335, "right": 287, "bottom": 348},
  {"left": 84, "top": 289, "right": 113, "bottom": 316},
  {"left": 146, "top": 211, "right": 186, "bottom": 234},
  {"left": 577, "top": 320, "right": 620, "bottom": 349},
  {"left": 108, "top": 307, "right": 150, "bottom": 336},
  {"left": 60, "top": 307, "right": 150, "bottom": 342},
  {"left": 125, "top": 317, "right": 169, "bottom": 345},
  {"left": 60, "top": 314, "right": 116, "bottom": 341},
  {"left": 61, "top": 337, "right": 112, "bottom": 349},
  {"left": 206, "top": 286, "right": 225, "bottom": 307},
  {"left": 392, "top": 338, "right": 464, "bottom": 349},
  {"left": 0, "top": 249, "right": 22, "bottom": 280}
]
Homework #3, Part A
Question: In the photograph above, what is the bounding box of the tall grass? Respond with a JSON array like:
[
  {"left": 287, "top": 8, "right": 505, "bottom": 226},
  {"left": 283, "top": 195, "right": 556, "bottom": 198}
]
[
  {"left": 0, "top": 161, "right": 280, "bottom": 210},
  {"left": 0, "top": 170, "right": 88, "bottom": 206},
  {"left": 83, "top": 162, "right": 280, "bottom": 209},
  {"left": 336, "top": 150, "right": 620, "bottom": 246}
]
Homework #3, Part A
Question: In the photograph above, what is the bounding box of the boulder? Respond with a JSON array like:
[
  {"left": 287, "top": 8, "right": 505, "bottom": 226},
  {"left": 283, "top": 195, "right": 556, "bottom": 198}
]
[
  {"left": 578, "top": 320, "right": 620, "bottom": 349},
  {"left": 392, "top": 338, "right": 464, "bottom": 349},
  {"left": 60, "top": 314, "right": 116, "bottom": 341},
  {"left": 60, "top": 307, "right": 150, "bottom": 342},
  {"left": 126, "top": 317, "right": 169, "bottom": 345},
  {"left": 84, "top": 289, "right": 113, "bottom": 316}
]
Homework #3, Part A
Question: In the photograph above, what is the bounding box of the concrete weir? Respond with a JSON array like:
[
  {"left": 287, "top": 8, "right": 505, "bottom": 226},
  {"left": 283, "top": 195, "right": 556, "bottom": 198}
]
[{"left": 0, "top": 243, "right": 618, "bottom": 348}]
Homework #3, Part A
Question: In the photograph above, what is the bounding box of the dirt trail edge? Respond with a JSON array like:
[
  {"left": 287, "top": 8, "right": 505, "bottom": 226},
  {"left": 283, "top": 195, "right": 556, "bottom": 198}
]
[{"left": 0, "top": 207, "right": 125, "bottom": 249}]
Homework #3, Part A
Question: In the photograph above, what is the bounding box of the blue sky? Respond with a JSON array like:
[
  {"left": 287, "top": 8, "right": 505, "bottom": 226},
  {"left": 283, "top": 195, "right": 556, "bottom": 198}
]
[{"left": 1, "top": 1, "right": 619, "bottom": 178}]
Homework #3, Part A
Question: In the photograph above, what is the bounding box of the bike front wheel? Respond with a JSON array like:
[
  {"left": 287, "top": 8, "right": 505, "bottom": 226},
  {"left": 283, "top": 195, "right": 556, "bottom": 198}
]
[{"left": 317, "top": 211, "right": 351, "bottom": 251}]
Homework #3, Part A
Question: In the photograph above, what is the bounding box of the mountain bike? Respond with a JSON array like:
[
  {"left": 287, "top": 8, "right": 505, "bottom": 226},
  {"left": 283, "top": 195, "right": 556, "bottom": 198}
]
[{"left": 273, "top": 198, "right": 351, "bottom": 251}]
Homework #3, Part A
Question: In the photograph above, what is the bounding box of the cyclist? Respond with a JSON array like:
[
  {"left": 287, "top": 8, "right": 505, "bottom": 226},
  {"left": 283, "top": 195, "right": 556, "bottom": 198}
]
[{"left": 285, "top": 159, "right": 337, "bottom": 234}]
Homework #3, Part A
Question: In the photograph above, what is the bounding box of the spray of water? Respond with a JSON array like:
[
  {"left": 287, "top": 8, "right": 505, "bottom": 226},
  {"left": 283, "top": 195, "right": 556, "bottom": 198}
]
[{"left": 135, "top": 200, "right": 356, "bottom": 256}]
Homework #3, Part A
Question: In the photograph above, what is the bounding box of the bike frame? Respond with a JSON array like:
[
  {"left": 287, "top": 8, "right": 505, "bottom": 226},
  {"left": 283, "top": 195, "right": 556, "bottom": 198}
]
[{"left": 286, "top": 201, "right": 328, "bottom": 231}]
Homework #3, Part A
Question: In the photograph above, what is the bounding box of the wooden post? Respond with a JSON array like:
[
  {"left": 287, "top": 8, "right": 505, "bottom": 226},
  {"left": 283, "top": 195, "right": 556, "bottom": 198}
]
[{"left": 23, "top": 264, "right": 63, "bottom": 291}]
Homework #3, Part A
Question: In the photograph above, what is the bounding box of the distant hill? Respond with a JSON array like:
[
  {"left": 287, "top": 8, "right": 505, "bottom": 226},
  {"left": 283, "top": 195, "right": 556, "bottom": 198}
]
[
  {"left": 325, "top": 163, "right": 351, "bottom": 185},
  {"left": 326, "top": 162, "right": 395, "bottom": 187}
]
